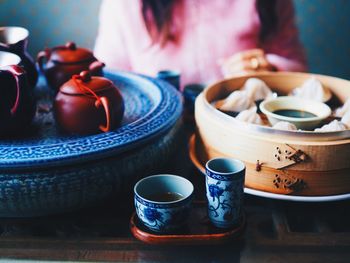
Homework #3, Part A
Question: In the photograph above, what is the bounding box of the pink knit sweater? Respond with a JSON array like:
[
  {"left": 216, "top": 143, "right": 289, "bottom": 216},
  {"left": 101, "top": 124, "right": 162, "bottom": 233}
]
[{"left": 94, "top": 0, "right": 307, "bottom": 87}]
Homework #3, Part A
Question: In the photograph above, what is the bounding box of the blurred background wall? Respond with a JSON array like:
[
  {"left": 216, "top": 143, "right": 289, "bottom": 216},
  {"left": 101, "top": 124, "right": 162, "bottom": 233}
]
[{"left": 0, "top": 0, "right": 349, "bottom": 79}]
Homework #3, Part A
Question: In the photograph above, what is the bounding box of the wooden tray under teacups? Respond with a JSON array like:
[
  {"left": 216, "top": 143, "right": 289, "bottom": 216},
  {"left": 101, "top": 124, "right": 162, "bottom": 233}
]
[{"left": 130, "top": 201, "right": 246, "bottom": 245}]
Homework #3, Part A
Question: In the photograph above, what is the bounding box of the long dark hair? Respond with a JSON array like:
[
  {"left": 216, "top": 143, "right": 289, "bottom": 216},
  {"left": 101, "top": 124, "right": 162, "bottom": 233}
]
[{"left": 141, "top": 0, "right": 278, "bottom": 46}]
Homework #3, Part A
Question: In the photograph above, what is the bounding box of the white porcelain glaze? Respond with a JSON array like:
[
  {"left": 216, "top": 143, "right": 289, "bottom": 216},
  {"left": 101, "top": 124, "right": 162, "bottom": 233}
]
[
  {"left": 260, "top": 96, "right": 331, "bottom": 130},
  {"left": 0, "top": 51, "right": 21, "bottom": 67},
  {"left": 134, "top": 174, "right": 194, "bottom": 204},
  {"left": 0, "top": 26, "right": 29, "bottom": 45}
]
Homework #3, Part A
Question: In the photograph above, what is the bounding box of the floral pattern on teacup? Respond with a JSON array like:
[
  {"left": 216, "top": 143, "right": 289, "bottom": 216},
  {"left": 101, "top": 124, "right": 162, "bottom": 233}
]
[
  {"left": 135, "top": 196, "right": 191, "bottom": 233},
  {"left": 206, "top": 174, "right": 244, "bottom": 228}
]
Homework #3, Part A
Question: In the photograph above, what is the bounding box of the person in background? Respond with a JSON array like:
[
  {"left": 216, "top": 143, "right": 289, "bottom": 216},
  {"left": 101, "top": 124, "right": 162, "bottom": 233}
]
[{"left": 94, "top": 0, "right": 307, "bottom": 90}]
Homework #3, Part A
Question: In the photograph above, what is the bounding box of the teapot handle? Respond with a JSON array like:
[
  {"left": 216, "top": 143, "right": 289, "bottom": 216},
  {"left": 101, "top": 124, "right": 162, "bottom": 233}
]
[
  {"left": 37, "top": 48, "right": 50, "bottom": 72},
  {"left": 0, "top": 65, "right": 24, "bottom": 115},
  {"left": 95, "top": 96, "right": 111, "bottom": 132}
]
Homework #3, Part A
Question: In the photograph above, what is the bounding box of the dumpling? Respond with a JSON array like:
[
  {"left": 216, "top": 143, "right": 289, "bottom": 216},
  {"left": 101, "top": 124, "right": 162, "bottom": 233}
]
[
  {"left": 314, "top": 120, "right": 347, "bottom": 132},
  {"left": 216, "top": 90, "right": 254, "bottom": 112},
  {"left": 291, "top": 77, "right": 326, "bottom": 102},
  {"left": 335, "top": 98, "right": 350, "bottom": 117},
  {"left": 242, "top": 78, "right": 273, "bottom": 102},
  {"left": 272, "top": 121, "right": 297, "bottom": 131},
  {"left": 235, "top": 107, "right": 263, "bottom": 125},
  {"left": 340, "top": 110, "right": 350, "bottom": 128}
]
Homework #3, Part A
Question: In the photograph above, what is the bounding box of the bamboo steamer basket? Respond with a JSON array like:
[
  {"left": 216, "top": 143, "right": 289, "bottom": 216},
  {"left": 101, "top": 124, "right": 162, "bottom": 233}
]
[{"left": 195, "top": 72, "right": 350, "bottom": 196}]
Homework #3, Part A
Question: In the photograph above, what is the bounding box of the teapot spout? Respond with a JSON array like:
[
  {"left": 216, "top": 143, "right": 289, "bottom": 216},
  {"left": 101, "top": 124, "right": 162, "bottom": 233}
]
[{"left": 36, "top": 48, "right": 51, "bottom": 72}]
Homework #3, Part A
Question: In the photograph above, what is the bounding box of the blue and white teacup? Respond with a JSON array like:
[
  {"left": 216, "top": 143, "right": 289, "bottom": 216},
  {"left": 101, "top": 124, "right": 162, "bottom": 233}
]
[
  {"left": 134, "top": 174, "right": 194, "bottom": 233},
  {"left": 205, "top": 157, "right": 245, "bottom": 228}
]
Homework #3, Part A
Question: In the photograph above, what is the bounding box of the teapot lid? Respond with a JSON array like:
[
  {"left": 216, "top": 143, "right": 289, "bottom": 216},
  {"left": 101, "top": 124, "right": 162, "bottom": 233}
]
[
  {"left": 60, "top": 71, "right": 114, "bottom": 95},
  {"left": 50, "top": 42, "right": 96, "bottom": 64}
]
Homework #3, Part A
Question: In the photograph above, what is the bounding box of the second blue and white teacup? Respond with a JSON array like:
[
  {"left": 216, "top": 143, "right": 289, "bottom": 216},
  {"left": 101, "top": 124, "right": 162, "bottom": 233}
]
[
  {"left": 205, "top": 157, "right": 246, "bottom": 228},
  {"left": 134, "top": 174, "right": 194, "bottom": 233}
]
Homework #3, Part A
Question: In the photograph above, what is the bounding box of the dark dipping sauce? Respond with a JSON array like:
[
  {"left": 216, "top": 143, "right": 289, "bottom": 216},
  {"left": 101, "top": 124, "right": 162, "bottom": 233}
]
[
  {"left": 146, "top": 192, "right": 184, "bottom": 202},
  {"left": 273, "top": 109, "right": 317, "bottom": 118}
]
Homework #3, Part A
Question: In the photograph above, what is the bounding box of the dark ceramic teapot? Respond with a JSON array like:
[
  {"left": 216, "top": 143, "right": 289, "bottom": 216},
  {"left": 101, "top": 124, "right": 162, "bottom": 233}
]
[
  {"left": 37, "top": 42, "right": 105, "bottom": 92},
  {"left": 0, "top": 60, "right": 36, "bottom": 135},
  {"left": 0, "top": 26, "right": 38, "bottom": 88},
  {"left": 54, "top": 71, "right": 124, "bottom": 135}
]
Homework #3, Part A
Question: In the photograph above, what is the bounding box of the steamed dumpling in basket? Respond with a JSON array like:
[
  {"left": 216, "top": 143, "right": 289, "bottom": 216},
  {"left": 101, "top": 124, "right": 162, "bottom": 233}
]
[
  {"left": 216, "top": 90, "right": 254, "bottom": 113},
  {"left": 272, "top": 121, "right": 297, "bottom": 131},
  {"left": 335, "top": 98, "right": 350, "bottom": 117},
  {"left": 314, "top": 120, "right": 347, "bottom": 132},
  {"left": 340, "top": 110, "right": 350, "bottom": 128},
  {"left": 216, "top": 77, "right": 273, "bottom": 113},
  {"left": 235, "top": 106, "right": 263, "bottom": 125},
  {"left": 291, "top": 77, "right": 331, "bottom": 102},
  {"left": 242, "top": 78, "right": 274, "bottom": 102}
]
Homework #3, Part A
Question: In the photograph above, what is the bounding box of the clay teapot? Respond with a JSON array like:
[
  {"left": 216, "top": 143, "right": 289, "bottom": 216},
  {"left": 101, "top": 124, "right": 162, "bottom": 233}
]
[
  {"left": 0, "top": 26, "right": 38, "bottom": 88},
  {"left": 54, "top": 71, "right": 124, "bottom": 135},
  {"left": 0, "top": 52, "right": 36, "bottom": 135},
  {"left": 37, "top": 42, "right": 105, "bottom": 92}
]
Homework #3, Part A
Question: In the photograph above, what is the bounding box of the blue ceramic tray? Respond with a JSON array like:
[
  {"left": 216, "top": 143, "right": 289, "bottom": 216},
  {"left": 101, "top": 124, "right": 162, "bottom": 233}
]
[{"left": 0, "top": 70, "right": 183, "bottom": 169}]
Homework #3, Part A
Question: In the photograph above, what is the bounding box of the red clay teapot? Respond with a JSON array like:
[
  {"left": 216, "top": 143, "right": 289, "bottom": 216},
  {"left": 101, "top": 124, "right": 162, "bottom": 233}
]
[
  {"left": 37, "top": 42, "right": 105, "bottom": 92},
  {"left": 0, "top": 52, "right": 36, "bottom": 135},
  {"left": 54, "top": 71, "right": 124, "bottom": 135}
]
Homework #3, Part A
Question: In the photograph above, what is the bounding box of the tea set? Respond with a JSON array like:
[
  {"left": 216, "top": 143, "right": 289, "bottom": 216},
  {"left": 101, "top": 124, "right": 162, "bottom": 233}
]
[
  {"left": 0, "top": 26, "right": 121, "bottom": 136},
  {"left": 0, "top": 25, "right": 246, "bottom": 236},
  {"left": 134, "top": 157, "right": 246, "bottom": 233}
]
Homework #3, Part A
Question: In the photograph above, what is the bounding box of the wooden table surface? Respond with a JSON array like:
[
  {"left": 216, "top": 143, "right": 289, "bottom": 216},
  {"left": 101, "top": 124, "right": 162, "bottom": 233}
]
[{"left": 0, "top": 123, "right": 349, "bottom": 262}]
